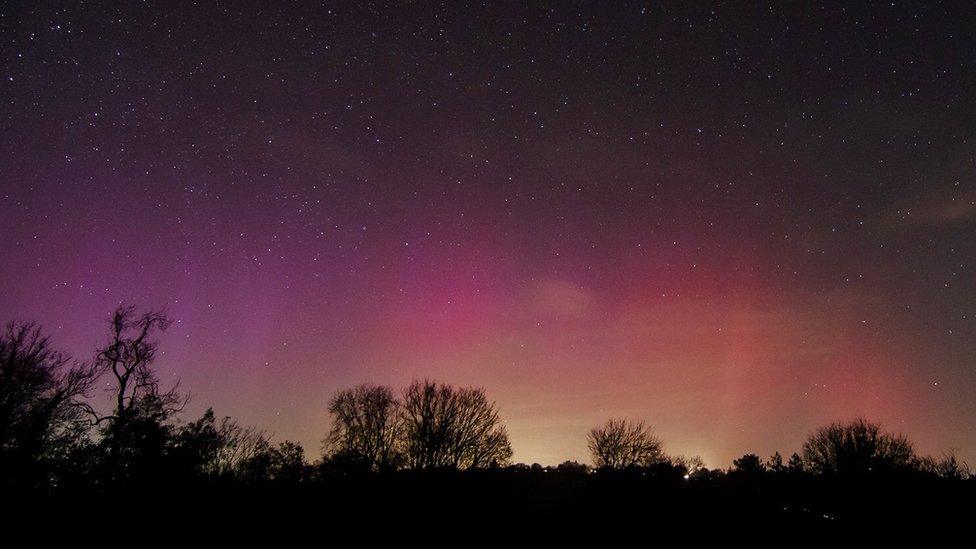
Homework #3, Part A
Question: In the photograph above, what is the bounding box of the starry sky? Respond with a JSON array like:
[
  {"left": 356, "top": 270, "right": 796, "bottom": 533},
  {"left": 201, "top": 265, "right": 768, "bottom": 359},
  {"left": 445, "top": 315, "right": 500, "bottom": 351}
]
[{"left": 1, "top": 1, "right": 974, "bottom": 467}]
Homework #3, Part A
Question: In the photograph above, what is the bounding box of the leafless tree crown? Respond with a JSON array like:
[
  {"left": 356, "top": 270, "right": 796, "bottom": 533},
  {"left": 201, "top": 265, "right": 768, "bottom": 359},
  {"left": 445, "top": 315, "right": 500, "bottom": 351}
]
[
  {"left": 587, "top": 418, "right": 665, "bottom": 469},
  {"left": 87, "top": 305, "right": 184, "bottom": 427},
  {"left": 324, "top": 384, "right": 402, "bottom": 471},
  {"left": 0, "top": 322, "right": 98, "bottom": 458},
  {"left": 801, "top": 417, "right": 917, "bottom": 475},
  {"left": 399, "top": 380, "right": 513, "bottom": 470},
  {"left": 322, "top": 381, "right": 512, "bottom": 471}
]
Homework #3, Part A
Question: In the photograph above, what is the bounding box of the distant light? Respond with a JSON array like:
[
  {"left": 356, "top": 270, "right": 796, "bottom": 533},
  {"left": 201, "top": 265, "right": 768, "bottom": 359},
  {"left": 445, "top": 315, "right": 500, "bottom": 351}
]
[{"left": 683, "top": 474, "right": 690, "bottom": 480}]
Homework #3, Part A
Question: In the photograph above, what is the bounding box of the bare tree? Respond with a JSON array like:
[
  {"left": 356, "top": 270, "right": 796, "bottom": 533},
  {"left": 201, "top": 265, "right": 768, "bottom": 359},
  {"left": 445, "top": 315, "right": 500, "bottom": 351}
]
[
  {"left": 84, "top": 306, "right": 185, "bottom": 480},
  {"left": 0, "top": 321, "right": 99, "bottom": 485},
  {"left": 802, "top": 418, "right": 917, "bottom": 475},
  {"left": 400, "top": 380, "right": 512, "bottom": 470},
  {"left": 671, "top": 454, "right": 705, "bottom": 474},
  {"left": 214, "top": 415, "right": 270, "bottom": 474},
  {"left": 587, "top": 418, "right": 665, "bottom": 469},
  {"left": 88, "top": 306, "right": 183, "bottom": 426},
  {"left": 324, "top": 384, "right": 402, "bottom": 471}
]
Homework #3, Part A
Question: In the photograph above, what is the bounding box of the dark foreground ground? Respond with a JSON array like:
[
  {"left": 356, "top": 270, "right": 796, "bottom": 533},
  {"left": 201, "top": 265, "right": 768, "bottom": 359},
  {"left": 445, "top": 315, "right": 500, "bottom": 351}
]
[{"left": 14, "top": 469, "right": 974, "bottom": 539}]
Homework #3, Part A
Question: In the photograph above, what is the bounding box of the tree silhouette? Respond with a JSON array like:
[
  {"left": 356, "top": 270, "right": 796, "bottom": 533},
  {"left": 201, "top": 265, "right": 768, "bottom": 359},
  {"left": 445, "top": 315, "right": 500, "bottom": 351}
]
[
  {"left": 169, "top": 408, "right": 226, "bottom": 476},
  {"left": 90, "top": 306, "right": 183, "bottom": 425},
  {"left": 671, "top": 454, "right": 705, "bottom": 474},
  {"left": 555, "top": 460, "right": 590, "bottom": 474},
  {"left": 6, "top": 306, "right": 976, "bottom": 527},
  {"left": 787, "top": 452, "right": 804, "bottom": 473},
  {"left": 732, "top": 453, "right": 766, "bottom": 474},
  {"left": 324, "top": 384, "right": 402, "bottom": 471},
  {"left": 400, "top": 380, "right": 512, "bottom": 470},
  {"left": 170, "top": 408, "right": 271, "bottom": 478},
  {"left": 587, "top": 418, "right": 664, "bottom": 469},
  {"left": 212, "top": 414, "right": 271, "bottom": 475},
  {"left": 802, "top": 418, "right": 917, "bottom": 475},
  {"left": 239, "top": 440, "right": 307, "bottom": 483},
  {"left": 87, "top": 306, "right": 185, "bottom": 483},
  {"left": 0, "top": 321, "right": 99, "bottom": 488},
  {"left": 921, "top": 451, "right": 971, "bottom": 480}
]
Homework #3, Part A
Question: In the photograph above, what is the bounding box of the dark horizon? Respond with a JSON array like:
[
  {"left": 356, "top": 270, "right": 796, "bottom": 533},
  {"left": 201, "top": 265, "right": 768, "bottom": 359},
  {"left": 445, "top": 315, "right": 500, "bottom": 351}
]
[
  {"left": 2, "top": 304, "right": 972, "bottom": 531},
  {"left": 0, "top": 303, "right": 970, "bottom": 475}
]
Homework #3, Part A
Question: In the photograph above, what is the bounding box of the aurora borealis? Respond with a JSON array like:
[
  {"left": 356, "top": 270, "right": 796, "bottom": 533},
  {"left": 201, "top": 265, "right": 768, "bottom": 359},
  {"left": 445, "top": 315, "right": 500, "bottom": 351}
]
[{"left": 1, "top": 2, "right": 974, "bottom": 467}]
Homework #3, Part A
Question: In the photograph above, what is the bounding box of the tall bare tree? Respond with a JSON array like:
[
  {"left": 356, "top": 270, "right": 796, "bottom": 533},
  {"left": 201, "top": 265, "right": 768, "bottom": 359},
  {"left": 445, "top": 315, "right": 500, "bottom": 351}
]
[
  {"left": 86, "top": 306, "right": 185, "bottom": 480},
  {"left": 802, "top": 418, "right": 917, "bottom": 475},
  {"left": 88, "top": 306, "right": 184, "bottom": 428},
  {"left": 587, "top": 418, "right": 665, "bottom": 469},
  {"left": 324, "top": 384, "right": 402, "bottom": 471},
  {"left": 400, "top": 380, "right": 512, "bottom": 470},
  {"left": 0, "top": 321, "right": 98, "bottom": 486}
]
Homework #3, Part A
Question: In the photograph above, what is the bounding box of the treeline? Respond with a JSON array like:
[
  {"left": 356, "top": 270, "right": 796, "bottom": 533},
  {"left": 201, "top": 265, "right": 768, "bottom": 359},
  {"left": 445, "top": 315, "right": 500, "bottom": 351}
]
[{"left": 1, "top": 305, "right": 972, "bottom": 496}]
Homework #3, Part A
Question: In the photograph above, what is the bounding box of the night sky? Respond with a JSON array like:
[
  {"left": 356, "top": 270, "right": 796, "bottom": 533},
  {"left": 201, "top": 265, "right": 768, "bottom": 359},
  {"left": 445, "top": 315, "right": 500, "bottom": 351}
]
[{"left": 1, "top": 2, "right": 974, "bottom": 467}]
